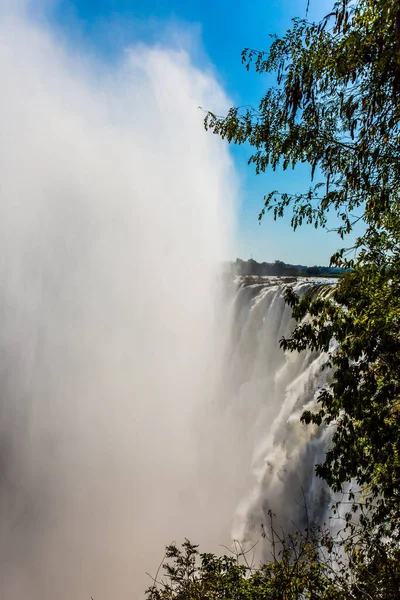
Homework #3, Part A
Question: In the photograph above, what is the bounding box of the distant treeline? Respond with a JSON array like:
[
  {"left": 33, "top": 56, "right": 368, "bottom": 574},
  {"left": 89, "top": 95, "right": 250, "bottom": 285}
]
[{"left": 231, "top": 258, "right": 345, "bottom": 278}]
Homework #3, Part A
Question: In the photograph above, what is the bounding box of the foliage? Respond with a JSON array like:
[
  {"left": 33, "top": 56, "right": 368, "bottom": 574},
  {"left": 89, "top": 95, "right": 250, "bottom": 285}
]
[
  {"left": 205, "top": 0, "right": 400, "bottom": 244},
  {"left": 146, "top": 527, "right": 344, "bottom": 600},
  {"left": 283, "top": 250, "right": 400, "bottom": 536},
  {"left": 146, "top": 526, "right": 400, "bottom": 599},
  {"left": 232, "top": 257, "right": 344, "bottom": 277},
  {"left": 205, "top": 0, "right": 400, "bottom": 537}
]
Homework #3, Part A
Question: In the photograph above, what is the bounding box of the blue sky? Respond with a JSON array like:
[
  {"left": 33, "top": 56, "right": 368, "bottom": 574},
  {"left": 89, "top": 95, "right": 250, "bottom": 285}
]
[{"left": 49, "top": 0, "right": 354, "bottom": 265}]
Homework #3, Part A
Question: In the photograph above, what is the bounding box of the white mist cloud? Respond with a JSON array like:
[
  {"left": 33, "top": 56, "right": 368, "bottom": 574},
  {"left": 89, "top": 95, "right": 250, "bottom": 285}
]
[{"left": 0, "top": 4, "right": 238, "bottom": 598}]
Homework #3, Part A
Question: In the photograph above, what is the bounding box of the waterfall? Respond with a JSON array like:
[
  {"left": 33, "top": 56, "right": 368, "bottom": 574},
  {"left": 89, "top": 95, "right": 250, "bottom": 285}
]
[{"left": 215, "top": 276, "right": 336, "bottom": 559}]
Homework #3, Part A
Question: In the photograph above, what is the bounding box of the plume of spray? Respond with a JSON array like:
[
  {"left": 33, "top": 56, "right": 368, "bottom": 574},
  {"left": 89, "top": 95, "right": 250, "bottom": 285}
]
[{"left": 0, "top": 3, "right": 239, "bottom": 597}]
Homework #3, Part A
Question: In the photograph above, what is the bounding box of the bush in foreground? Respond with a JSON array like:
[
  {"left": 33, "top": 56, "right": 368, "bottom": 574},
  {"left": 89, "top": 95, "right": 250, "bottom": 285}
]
[{"left": 146, "top": 518, "right": 400, "bottom": 600}]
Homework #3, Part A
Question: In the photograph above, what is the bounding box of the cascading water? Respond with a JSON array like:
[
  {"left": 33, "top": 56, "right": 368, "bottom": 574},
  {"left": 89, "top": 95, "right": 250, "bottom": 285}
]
[{"left": 213, "top": 276, "right": 336, "bottom": 559}]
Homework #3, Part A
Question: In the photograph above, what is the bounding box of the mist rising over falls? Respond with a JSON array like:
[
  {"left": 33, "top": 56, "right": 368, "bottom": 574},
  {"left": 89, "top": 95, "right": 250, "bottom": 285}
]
[
  {"left": 0, "top": 5, "right": 238, "bottom": 597},
  {"left": 0, "top": 4, "right": 336, "bottom": 598}
]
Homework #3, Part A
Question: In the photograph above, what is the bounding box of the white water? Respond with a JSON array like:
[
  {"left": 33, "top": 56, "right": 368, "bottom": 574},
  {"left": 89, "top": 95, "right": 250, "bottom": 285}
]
[
  {"left": 0, "top": 4, "right": 336, "bottom": 598},
  {"left": 215, "top": 278, "right": 335, "bottom": 560}
]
